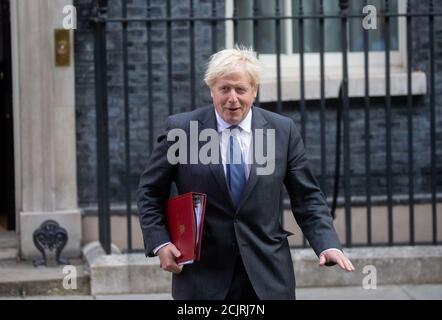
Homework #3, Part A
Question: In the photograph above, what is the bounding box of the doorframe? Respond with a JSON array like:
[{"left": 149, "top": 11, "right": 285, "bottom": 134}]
[
  {"left": 1, "top": 0, "right": 15, "bottom": 231},
  {"left": 9, "top": 0, "right": 21, "bottom": 235}
]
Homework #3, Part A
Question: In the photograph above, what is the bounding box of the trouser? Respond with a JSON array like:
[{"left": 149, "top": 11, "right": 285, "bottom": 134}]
[{"left": 225, "top": 255, "right": 260, "bottom": 300}]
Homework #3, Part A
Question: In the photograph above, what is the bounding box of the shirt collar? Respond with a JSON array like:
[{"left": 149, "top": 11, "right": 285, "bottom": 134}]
[{"left": 214, "top": 107, "right": 252, "bottom": 134}]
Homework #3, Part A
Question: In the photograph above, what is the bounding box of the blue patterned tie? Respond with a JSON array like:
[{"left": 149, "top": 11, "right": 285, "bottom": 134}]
[{"left": 227, "top": 126, "right": 247, "bottom": 208}]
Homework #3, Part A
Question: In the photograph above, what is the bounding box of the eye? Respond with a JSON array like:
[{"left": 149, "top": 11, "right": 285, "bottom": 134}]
[{"left": 236, "top": 88, "right": 246, "bottom": 94}]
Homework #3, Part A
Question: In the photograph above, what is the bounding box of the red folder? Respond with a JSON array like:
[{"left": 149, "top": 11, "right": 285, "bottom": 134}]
[{"left": 165, "top": 192, "right": 207, "bottom": 265}]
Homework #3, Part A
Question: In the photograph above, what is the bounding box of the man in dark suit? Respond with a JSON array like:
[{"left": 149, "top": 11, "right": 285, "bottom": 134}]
[{"left": 137, "top": 47, "right": 354, "bottom": 300}]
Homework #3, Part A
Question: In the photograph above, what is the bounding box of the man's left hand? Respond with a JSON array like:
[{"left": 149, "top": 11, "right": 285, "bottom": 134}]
[{"left": 319, "top": 250, "right": 355, "bottom": 272}]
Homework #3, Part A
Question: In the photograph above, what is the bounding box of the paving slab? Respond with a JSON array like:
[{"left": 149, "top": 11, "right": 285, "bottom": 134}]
[
  {"left": 95, "top": 293, "right": 173, "bottom": 300},
  {"left": 297, "top": 285, "right": 411, "bottom": 300},
  {"left": 1, "top": 284, "right": 441, "bottom": 300},
  {"left": 400, "top": 284, "right": 442, "bottom": 300},
  {"left": 0, "top": 295, "right": 94, "bottom": 300}
]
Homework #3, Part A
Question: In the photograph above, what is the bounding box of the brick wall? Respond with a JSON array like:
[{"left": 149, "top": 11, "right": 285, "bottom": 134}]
[{"left": 75, "top": 0, "right": 225, "bottom": 205}]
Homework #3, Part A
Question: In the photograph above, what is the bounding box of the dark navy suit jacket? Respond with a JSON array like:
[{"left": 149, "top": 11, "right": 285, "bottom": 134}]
[{"left": 137, "top": 106, "right": 342, "bottom": 300}]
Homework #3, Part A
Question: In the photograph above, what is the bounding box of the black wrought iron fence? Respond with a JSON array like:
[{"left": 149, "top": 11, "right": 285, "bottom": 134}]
[{"left": 88, "top": 0, "right": 441, "bottom": 254}]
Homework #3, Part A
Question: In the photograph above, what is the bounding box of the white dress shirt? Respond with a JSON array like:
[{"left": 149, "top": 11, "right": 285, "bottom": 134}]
[{"left": 215, "top": 107, "right": 252, "bottom": 179}]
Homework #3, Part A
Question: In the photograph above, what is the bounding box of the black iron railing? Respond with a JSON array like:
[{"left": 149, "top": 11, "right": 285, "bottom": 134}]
[{"left": 89, "top": 0, "right": 441, "bottom": 254}]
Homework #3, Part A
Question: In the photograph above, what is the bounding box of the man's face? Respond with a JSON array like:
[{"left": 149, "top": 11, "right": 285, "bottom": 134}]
[{"left": 210, "top": 68, "right": 257, "bottom": 125}]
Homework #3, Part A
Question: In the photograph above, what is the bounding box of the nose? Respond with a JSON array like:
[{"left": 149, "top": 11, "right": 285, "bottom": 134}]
[{"left": 228, "top": 89, "right": 238, "bottom": 103}]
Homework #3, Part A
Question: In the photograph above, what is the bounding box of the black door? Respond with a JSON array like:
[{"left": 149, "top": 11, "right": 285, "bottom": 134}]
[{"left": 0, "top": 0, "right": 15, "bottom": 231}]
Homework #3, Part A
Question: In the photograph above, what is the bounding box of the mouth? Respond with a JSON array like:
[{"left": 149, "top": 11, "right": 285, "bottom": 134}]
[{"left": 226, "top": 107, "right": 240, "bottom": 112}]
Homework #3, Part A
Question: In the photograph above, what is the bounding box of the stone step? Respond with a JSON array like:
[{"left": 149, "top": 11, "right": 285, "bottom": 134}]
[
  {"left": 0, "top": 248, "right": 18, "bottom": 261},
  {"left": 0, "top": 231, "right": 18, "bottom": 249},
  {"left": 0, "top": 259, "right": 90, "bottom": 297},
  {"left": 0, "top": 231, "right": 19, "bottom": 262},
  {"left": 88, "top": 246, "right": 442, "bottom": 296}
]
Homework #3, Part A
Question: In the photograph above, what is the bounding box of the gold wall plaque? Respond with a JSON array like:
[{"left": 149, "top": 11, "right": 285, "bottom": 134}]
[{"left": 55, "top": 29, "right": 70, "bottom": 67}]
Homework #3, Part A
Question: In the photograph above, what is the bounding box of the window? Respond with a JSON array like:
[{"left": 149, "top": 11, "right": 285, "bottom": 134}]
[
  {"left": 225, "top": 0, "right": 426, "bottom": 101},
  {"left": 234, "top": 0, "right": 399, "bottom": 54}
]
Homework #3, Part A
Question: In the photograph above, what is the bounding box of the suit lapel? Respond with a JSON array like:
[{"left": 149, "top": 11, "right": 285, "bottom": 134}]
[
  {"left": 236, "top": 108, "right": 268, "bottom": 212},
  {"left": 198, "top": 108, "right": 234, "bottom": 209},
  {"left": 197, "top": 107, "right": 269, "bottom": 213}
]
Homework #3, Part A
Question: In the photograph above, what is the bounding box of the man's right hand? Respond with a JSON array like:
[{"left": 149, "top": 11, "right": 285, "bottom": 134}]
[{"left": 157, "top": 243, "right": 183, "bottom": 274}]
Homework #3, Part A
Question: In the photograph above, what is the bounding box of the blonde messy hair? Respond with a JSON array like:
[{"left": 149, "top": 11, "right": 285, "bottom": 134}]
[{"left": 204, "top": 45, "right": 263, "bottom": 89}]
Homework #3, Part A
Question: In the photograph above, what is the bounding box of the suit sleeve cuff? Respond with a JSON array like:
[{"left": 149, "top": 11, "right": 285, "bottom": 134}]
[
  {"left": 153, "top": 242, "right": 172, "bottom": 255},
  {"left": 319, "top": 248, "right": 343, "bottom": 256}
]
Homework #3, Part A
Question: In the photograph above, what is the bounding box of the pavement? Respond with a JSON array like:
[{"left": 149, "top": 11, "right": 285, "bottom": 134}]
[
  {"left": 1, "top": 283, "right": 441, "bottom": 300},
  {"left": 1, "top": 232, "right": 440, "bottom": 301}
]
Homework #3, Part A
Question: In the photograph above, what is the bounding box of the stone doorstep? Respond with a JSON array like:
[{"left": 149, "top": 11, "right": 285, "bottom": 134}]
[
  {"left": 0, "top": 277, "right": 91, "bottom": 297},
  {"left": 0, "top": 231, "right": 90, "bottom": 297},
  {"left": 0, "top": 231, "right": 18, "bottom": 249},
  {"left": 0, "top": 248, "right": 19, "bottom": 261},
  {"left": 88, "top": 245, "right": 442, "bottom": 296},
  {"left": 0, "top": 232, "right": 19, "bottom": 262},
  {"left": 0, "top": 259, "right": 91, "bottom": 297}
]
